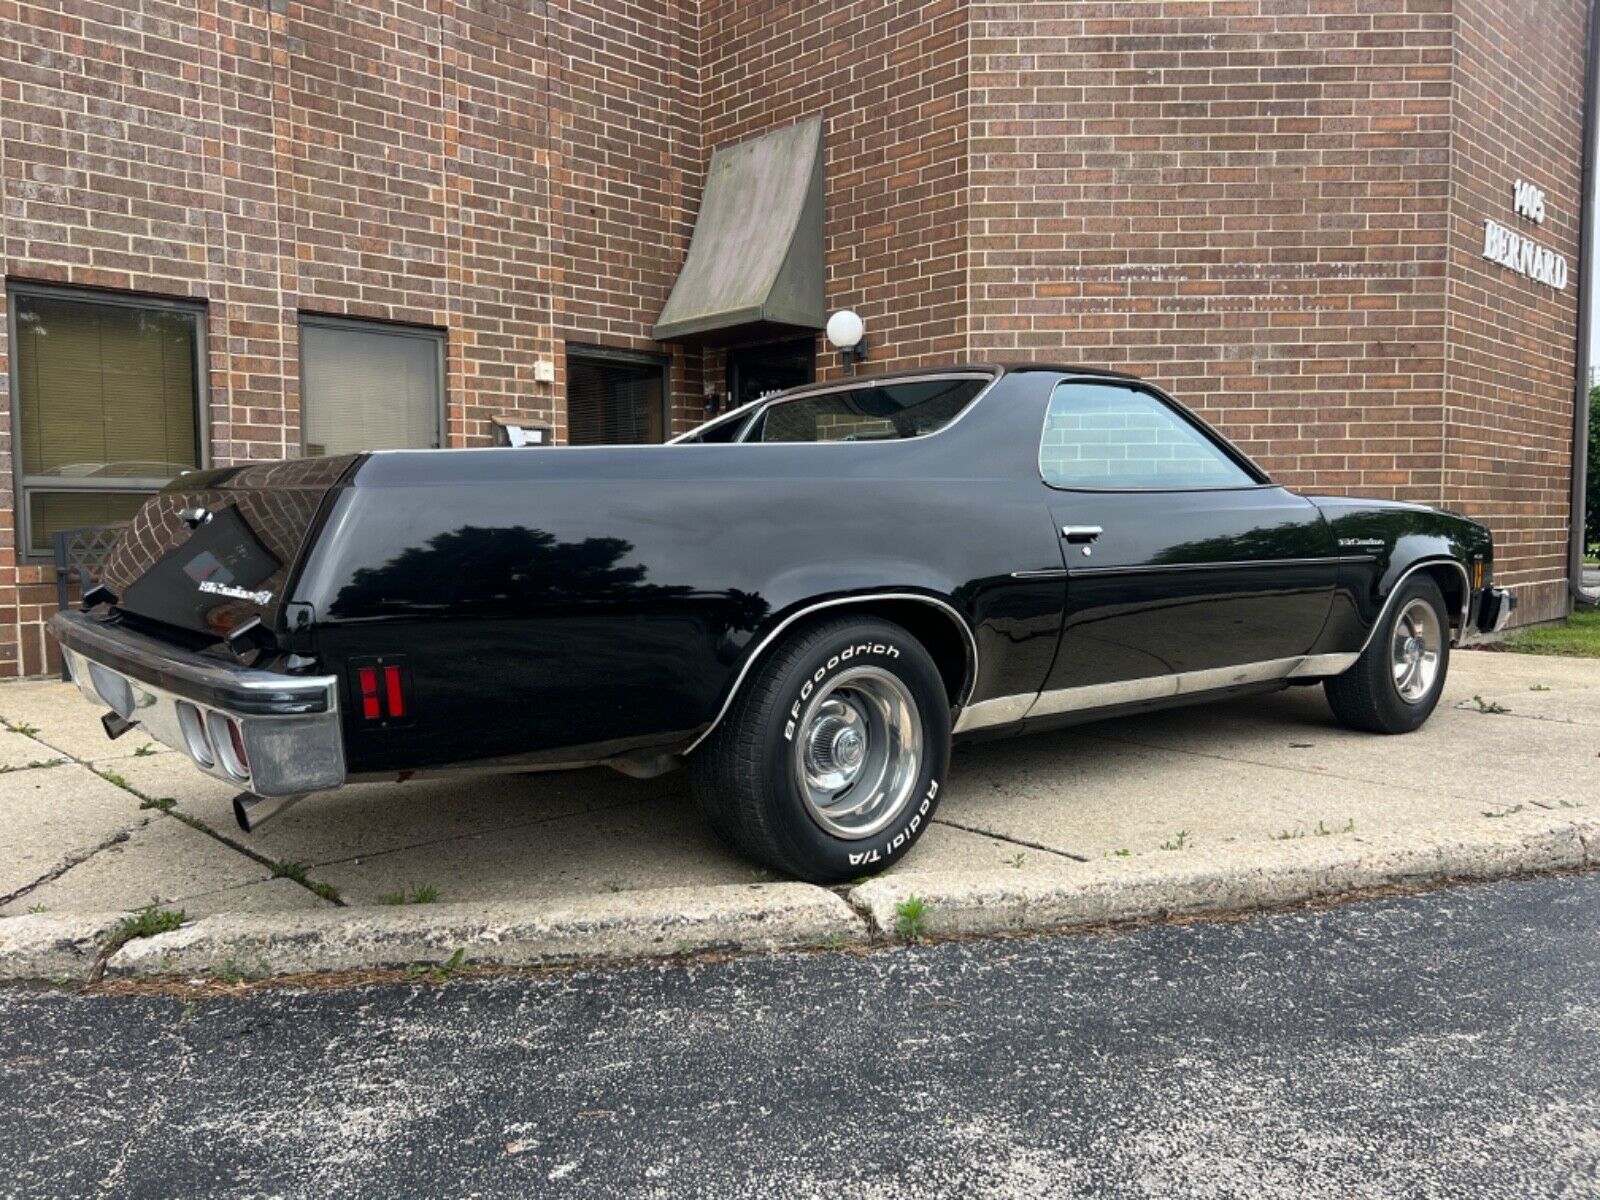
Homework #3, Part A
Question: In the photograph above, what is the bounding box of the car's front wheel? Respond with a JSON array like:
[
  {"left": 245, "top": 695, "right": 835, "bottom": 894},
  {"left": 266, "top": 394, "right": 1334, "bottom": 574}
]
[
  {"left": 690, "top": 615, "right": 951, "bottom": 884},
  {"left": 1324, "top": 572, "right": 1451, "bottom": 733}
]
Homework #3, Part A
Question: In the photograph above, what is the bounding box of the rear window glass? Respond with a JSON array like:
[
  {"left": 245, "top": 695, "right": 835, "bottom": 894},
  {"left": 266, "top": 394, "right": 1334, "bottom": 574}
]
[{"left": 747, "top": 377, "right": 986, "bottom": 444}]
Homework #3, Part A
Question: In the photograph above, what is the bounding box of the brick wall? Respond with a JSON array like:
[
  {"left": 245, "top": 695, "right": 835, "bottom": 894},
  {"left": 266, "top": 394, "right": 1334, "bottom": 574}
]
[
  {"left": 698, "top": 0, "right": 971, "bottom": 380},
  {"left": 0, "top": 0, "right": 699, "bottom": 676},
  {"left": 968, "top": 0, "right": 1458, "bottom": 498},
  {"left": 964, "top": 0, "right": 1584, "bottom": 621},
  {"left": 1442, "top": 0, "right": 1586, "bottom": 623}
]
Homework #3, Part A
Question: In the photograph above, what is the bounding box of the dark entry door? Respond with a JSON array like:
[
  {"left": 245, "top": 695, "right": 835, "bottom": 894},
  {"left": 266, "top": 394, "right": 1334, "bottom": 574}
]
[{"left": 728, "top": 339, "right": 815, "bottom": 408}]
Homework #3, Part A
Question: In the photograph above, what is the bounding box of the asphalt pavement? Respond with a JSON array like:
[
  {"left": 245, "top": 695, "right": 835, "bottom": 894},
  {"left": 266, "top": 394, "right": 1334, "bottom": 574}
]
[{"left": 2, "top": 871, "right": 1598, "bottom": 1199}]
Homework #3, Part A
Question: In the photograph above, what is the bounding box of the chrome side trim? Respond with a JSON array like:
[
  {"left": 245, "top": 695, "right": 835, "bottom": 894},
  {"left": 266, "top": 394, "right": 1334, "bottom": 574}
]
[
  {"left": 1067, "top": 555, "right": 1370, "bottom": 579},
  {"left": 951, "top": 693, "right": 1034, "bottom": 734},
  {"left": 1358, "top": 558, "right": 1473, "bottom": 651},
  {"left": 681, "top": 592, "right": 980, "bottom": 756},
  {"left": 1010, "top": 568, "right": 1070, "bottom": 580},
  {"left": 1023, "top": 653, "right": 1359, "bottom": 721},
  {"left": 1288, "top": 652, "right": 1360, "bottom": 678}
]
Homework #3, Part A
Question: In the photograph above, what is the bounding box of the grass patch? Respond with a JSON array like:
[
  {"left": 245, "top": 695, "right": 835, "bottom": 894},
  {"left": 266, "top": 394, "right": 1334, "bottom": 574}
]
[
  {"left": 894, "top": 895, "right": 928, "bottom": 942},
  {"left": 1504, "top": 608, "right": 1600, "bottom": 658},
  {"left": 268, "top": 859, "right": 309, "bottom": 884},
  {"left": 210, "top": 955, "right": 269, "bottom": 985},
  {"left": 0, "top": 759, "right": 64, "bottom": 774},
  {"left": 309, "top": 881, "right": 341, "bottom": 903},
  {"left": 1160, "top": 830, "right": 1190, "bottom": 852},
  {"left": 405, "top": 948, "right": 468, "bottom": 983},
  {"left": 378, "top": 884, "right": 437, "bottom": 906},
  {"left": 104, "top": 902, "right": 185, "bottom": 954}
]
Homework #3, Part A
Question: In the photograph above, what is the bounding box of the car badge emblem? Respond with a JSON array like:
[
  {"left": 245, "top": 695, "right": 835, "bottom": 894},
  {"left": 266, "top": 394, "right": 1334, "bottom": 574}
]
[{"left": 198, "top": 580, "right": 274, "bottom": 606}]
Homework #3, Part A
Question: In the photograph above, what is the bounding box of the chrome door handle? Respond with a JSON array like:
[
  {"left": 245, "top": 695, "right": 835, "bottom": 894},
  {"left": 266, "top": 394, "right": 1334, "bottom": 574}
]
[{"left": 1061, "top": 525, "right": 1102, "bottom": 544}]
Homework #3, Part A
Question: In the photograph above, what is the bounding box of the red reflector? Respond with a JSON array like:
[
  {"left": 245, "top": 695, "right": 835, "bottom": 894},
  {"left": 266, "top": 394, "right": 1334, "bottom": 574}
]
[
  {"left": 227, "top": 718, "right": 249, "bottom": 772},
  {"left": 358, "top": 667, "right": 380, "bottom": 720},
  {"left": 383, "top": 665, "right": 405, "bottom": 718}
]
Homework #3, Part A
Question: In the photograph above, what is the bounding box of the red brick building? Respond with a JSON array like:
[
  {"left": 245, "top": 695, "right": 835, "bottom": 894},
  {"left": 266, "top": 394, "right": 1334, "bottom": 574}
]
[{"left": 0, "top": 0, "right": 1589, "bottom": 676}]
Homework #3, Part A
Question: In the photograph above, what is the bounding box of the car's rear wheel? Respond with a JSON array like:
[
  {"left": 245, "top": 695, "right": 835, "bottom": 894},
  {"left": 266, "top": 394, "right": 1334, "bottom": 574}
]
[
  {"left": 690, "top": 615, "right": 951, "bottom": 883},
  {"left": 1324, "top": 573, "right": 1451, "bottom": 733}
]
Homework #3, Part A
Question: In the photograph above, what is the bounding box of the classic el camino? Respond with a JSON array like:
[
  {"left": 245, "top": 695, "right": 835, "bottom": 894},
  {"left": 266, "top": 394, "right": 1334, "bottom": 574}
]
[{"left": 50, "top": 365, "right": 1515, "bottom": 883}]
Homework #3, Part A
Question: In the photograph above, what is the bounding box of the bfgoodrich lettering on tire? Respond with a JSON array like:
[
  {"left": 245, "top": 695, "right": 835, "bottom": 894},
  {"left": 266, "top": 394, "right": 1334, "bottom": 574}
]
[{"left": 690, "top": 615, "right": 952, "bottom": 884}]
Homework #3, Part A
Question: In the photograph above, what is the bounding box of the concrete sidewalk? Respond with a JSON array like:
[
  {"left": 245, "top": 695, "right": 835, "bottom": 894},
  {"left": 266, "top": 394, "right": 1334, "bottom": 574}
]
[{"left": 0, "top": 647, "right": 1595, "bottom": 978}]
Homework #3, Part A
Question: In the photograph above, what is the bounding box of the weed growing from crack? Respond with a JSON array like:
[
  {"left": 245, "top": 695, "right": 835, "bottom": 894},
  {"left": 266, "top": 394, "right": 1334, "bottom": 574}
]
[
  {"left": 139, "top": 797, "right": 176, "bottom": 812},
  {"left": 378, "top": 884, "right": 437, "bottom": 905},
  {"left": 1529, "top": 684, "right": 1552, "bottom": 692},
  {"left": 269, "top": 860, "right": 309, "bottom": 884},
  {"left": 405, "top": 948, "right": 467, "bottom": 983},
  {"left": 133, "top": 744, "right": 157, "bottom": 757},
  {"left": 5, "top": 721, "right": 39, "bottom": 736},
  {"left": 1160, "top": 830, "right": 1190, "bottom": 851},
  {"left": 0, "top": 759, "right": 64, "bottom": 774},
  {"left": 105, "top": 901, "right": 185, "bottom": 955},
  {"left": 1471, "top": 695, "right": 1509, "bottom": 714},
  {"left": 211, "top": 955, "right": 269, "bottom": 985},
  {"left": 1483, "top": 803, "right": 1525, "bottom": 819},
  {"left": 895, "top": 895, "right": 928, "bottom": 942}
]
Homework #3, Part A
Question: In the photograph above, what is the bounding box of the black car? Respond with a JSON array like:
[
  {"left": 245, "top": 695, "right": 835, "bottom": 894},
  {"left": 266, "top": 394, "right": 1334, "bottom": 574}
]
[{"left": 50, "top": 365, "right": 1515, "bottom": 883}]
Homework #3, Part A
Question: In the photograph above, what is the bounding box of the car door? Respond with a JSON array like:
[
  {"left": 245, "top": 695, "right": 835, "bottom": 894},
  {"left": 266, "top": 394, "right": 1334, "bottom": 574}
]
[{"left": 1033, "top": 379, "right": 1338, "bottom": 714}]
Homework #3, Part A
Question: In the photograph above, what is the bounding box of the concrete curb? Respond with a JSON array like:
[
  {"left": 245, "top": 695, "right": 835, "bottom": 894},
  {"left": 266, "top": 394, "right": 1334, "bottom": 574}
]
[
  {"left": 849, "top": 809, "right": 1600, "bottom": 939},
  {"left": 2, "top": 812, "right": 1595, "bottom": 982},
  {"left": 103, "top": 882, "right": 862, "bottom": 978},
  {"left": 0, "top": 912, "right": 125, "bottom": 982}
]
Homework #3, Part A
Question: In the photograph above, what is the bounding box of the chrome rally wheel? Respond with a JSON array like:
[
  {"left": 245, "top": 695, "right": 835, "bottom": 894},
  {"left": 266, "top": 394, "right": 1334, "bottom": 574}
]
[
  {"left": 793, "top": 665, "right": 922, "bottom": 840},
  {"left": 1390, "top": 597, "right": 1443, "bottom": 704}
]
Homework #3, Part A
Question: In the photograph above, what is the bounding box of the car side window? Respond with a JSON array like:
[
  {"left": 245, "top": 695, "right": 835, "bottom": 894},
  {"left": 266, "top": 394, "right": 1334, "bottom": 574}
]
[{"left": 1039, "top": 382, "right": 1257, "bottom": 490}]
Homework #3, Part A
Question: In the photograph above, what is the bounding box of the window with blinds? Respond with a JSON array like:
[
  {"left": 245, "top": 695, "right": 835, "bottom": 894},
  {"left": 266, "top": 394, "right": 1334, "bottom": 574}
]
[
  {"left": 300, "top": 318, "right": 443, "bottom": 458},
  {"left": 566, "top": 346, "right": 669, "bottom": 445},
  {"left": 9, "top": 288, "right": 203, "bottom": 559}
]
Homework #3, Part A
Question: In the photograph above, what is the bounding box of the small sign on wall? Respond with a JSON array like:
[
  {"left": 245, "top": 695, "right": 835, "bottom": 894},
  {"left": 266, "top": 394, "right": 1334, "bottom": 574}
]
[{"left": 1484, "top": 180, "right": 1568, "bottom": 290}]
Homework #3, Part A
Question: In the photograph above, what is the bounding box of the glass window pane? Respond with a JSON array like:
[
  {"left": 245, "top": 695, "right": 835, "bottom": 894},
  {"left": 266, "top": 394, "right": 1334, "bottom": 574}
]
[
  {"left": 27, "top": 491, "right": 149, "bottom": 556},
  {"left": 14, "top": 293, "right": 200, "bottom": 479},
  {"left": 567, "top": 351, "right": 666, "bottom": 445},
  {"left": 752, "top": 378, "right": 984, "bottom": 444},
  {"left": 301, "top": 321, "right": 442, "bottom": 456},
  {"left": 1040, "top": 383, "right": 1256, "bottom": 489}
]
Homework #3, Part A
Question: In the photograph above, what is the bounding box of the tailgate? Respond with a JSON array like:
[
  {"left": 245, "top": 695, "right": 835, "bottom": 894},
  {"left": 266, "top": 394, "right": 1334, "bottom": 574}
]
[{"left": 100, "top": 455, "right": 359, "bottom": 641}]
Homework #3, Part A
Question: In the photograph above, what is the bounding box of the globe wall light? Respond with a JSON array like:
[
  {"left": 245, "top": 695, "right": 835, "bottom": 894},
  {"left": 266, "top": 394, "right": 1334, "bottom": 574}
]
[{"left": 826, "top": 309, "right": 867, "bottom": 375}]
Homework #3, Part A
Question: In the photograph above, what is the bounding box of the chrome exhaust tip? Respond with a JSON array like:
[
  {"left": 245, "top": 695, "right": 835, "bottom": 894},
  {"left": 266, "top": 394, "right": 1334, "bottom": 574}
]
[{"left": 232, "top": 790, "right": 308, "bottom": 833}]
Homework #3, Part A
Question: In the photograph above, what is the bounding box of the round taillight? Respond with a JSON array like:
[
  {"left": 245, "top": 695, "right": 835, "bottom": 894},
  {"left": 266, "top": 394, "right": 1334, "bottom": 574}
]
[{"left": 176, "top": 701, "right": 214, "bottom": 768}]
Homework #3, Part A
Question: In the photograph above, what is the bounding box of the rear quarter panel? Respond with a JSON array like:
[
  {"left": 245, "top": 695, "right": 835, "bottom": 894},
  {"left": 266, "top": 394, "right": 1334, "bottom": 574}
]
[{"left": 293, "top": 435, "right": 1065, "bottom": 776}]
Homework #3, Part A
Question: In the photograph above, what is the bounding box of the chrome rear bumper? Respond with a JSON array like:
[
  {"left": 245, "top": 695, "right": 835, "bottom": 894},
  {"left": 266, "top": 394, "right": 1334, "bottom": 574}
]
[{"left": 48, "top": 610, "right": 345, "bottom": 798}]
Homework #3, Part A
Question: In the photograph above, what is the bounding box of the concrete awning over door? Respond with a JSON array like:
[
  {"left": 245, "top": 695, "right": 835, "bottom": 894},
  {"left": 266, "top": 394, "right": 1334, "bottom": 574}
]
[{"left": 652, "top": 118, "right": 825, "bottom": 344}]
